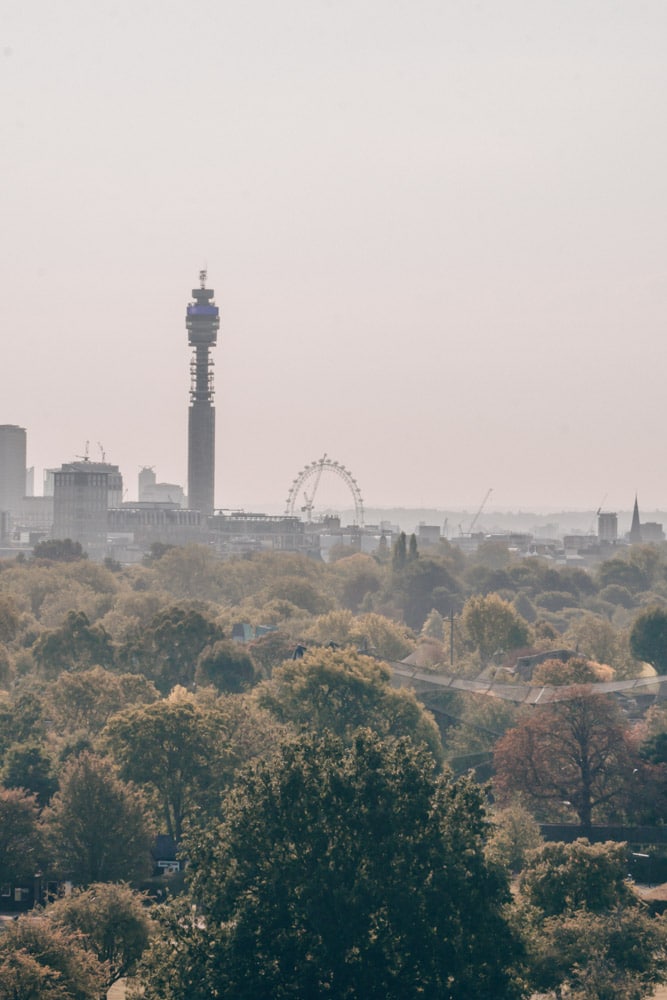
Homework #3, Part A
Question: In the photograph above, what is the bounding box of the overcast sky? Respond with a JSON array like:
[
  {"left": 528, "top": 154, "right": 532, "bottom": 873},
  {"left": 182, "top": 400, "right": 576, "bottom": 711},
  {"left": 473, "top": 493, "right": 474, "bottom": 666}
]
[{"left": 2, "top": 1, "right": 666, "bottom": 513}]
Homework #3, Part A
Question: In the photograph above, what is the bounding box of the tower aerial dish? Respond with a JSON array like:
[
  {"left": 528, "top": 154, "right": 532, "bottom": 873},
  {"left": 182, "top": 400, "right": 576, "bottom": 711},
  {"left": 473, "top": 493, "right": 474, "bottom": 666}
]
[{"left": 285, "top": 455, "right": 364, "bottom": 526}]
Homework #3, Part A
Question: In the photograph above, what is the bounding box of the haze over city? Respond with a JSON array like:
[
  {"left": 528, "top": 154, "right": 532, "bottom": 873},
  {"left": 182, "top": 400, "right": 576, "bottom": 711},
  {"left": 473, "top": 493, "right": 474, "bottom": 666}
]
[{"left": 3, "top": 1, "right": 667, "bottom": 513}]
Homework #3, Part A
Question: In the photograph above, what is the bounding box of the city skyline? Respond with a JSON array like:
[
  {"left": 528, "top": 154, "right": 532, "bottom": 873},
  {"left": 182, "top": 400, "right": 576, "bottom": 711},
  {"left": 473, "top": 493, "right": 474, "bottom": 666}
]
[{"left": 3, "top": 2, "right": 667, "bottom": 512}]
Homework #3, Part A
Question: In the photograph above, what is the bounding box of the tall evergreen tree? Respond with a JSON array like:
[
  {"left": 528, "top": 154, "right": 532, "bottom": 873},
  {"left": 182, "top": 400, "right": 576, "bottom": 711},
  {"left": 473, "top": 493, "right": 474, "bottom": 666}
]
[{"left": 392, "top": 531, "right": 407, "bottom": 571}]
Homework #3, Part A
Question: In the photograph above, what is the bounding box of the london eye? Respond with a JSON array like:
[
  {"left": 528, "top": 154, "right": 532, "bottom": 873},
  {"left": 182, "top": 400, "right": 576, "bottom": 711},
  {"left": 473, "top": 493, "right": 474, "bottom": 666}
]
[{"left": 285, "top": 454, "right": 365, "bottom": 526}]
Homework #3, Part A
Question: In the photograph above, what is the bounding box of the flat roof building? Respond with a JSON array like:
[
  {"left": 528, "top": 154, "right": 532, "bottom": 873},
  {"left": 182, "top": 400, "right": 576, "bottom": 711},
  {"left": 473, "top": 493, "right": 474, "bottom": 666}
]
[
  {"left": 53, "top": 460, "right": 123, "bottom": 550},
  {"left": 0, "top": 425, "right": 27, "bottom": 517}
]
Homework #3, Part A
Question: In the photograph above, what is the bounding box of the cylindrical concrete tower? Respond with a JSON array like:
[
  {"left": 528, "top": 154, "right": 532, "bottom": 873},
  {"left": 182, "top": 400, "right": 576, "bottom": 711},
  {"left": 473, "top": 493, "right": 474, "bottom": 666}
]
[{"left": 186, "top": 270, "right": 220, "bottom": 515}]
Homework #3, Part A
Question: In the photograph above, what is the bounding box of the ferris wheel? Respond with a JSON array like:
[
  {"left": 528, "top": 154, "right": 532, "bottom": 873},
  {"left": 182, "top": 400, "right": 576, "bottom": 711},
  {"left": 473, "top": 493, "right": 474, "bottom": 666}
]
[{"left": 285, "top": 454, "right": 365, "bottom": 526}]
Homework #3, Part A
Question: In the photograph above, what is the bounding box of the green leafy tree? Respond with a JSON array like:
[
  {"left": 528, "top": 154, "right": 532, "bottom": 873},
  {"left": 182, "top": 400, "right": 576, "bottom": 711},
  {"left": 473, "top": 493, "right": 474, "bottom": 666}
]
[
  {"left": 32, "top": 538, "right": 87, "bottom": 562},
  {"left": 103, "top": 694, "right": 215, "bottom": 842},
  {"left": 0, "top": 593, "right": 21, "bottom": 642},
  {"left": 138, "top": 730, "right": 525, "bottom": 999},
  {"left": 520, "top": 839, "right": 634, "bottom": 916},
  {"left": 351, "top": 611, "right": 414, "bottom": 659},
  {"left": 0, "top": 915, "right": 104, "bottom": 1000},
  {"left": 132, "top": 896, "right": 210, "bottom": 1000},
  {"left": 195, "top": 639, "right": 257, "bottom": 693},
  {"left": 303, "top": 609, "right": 414, "bottom": 660},
  {"left": 535, "top": 590, "right": 578, "bottom": 612},
  {"left": 513, "top": 592, "right": 537, "bottom": 624},
  {"left": 531, "top": 656, "right": 610, "bottom": 686},
  {"left": 0, "top": 786, "right": 44, "bottom": 884},
  {"left": 599, "top": 583, "right": 635, "bottom": 609},
  {"left": 598, "top": 556, "right": 648, "bottom": 593},
  {"left": 42, "top": 752, "right": 154, "bottom": 885},
  {"left": 49, "top": 666, "right": 159, "bottom": 733},
  {"left": 630, "top": 605, "right": 667, "bottom": 673},
  {"left": 150, "top": 543, "right": 226, "bottom": 600},
  {"left": 0, "top": 643, "right": 11, "bottom": 686},
  {"left": 444, "top": 693, "right": 518, "bottom": 767},
  {"left": 392, "top": 530, "right": 407, "bottom": 571},
  {"left": 32, "top": 610, "right": 114, "bottom": 677},
  {"left": 2, "top": 740, "right": 57, "bottom": 804},
  {"left": 263, "top": 575, "right": 332, "bottom": 615},
  {"left": 120, "top": 605, "right": 224, "bottom": 692},
  {"left": 0, "top": 950, "right": 73, "bottom": 1000},
  {"left": 48, "top": 882, "right": 153, "bottom": 990},
  {"left": 392, "top": 556, "right": 461, "bottom": 630},
  {"left": 516, "top": 839, "right": 667, "bottom": 999},
  {"left": 195, "top": 689, "right": 288, "bottom": 781},
  {"left": 257, "top": 646, "right": 443, "bottom": 760},
  {"left": 422, "top": 608, "right": 445, "bottom": 639},
  {"left": 246, "top": 629, "right": 294, "bottom": 676},
  {"left": 462, "top": 593, "right": 531, "bottom": 662},
  {"left": 486, "top": 802, "right": 543, "bottom": 875},
  {"left": 332, "top": 553, "right": 382, "bottom": 612},
  {"left": 0, "top": 689, "right": 46, "bottom": 758},
  {"left": 564, "top": 612, "right": 622, "bottom": 668},
  {"left": 526, "top": 907, "right": 667, "bottom": 1000}
]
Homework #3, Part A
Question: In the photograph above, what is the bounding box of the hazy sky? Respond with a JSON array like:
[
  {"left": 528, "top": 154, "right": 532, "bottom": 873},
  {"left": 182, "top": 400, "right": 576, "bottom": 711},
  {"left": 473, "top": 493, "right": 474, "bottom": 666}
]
[{"left": 3, "top": 1, "right": 667, "bottom": 513}]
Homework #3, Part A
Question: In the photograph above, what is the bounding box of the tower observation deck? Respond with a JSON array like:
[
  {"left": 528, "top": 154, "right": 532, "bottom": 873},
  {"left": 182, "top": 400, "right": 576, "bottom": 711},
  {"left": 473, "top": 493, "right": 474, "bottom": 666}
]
[{"left": 186, "top": 270, "right": 220, "bottom": 516}]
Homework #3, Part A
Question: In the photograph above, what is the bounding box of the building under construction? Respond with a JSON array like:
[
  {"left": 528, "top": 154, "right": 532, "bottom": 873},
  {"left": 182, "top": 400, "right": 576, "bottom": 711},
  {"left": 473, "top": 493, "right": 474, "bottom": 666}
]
[{"left": 52, "top": 460, "right": 123, "bottom": 551}]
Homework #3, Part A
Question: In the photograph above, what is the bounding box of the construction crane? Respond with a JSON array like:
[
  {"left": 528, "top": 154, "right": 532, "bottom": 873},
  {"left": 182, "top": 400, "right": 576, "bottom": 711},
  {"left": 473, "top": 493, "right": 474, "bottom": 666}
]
[
  {"left": 587, "top": 494, "right": 607, "bottom": 535},
  {"left": 468, "top": 488, "right": 493, "bottom": 534},
  {"left": 300, "top": 453, "right": 328, "bottom": 522}
]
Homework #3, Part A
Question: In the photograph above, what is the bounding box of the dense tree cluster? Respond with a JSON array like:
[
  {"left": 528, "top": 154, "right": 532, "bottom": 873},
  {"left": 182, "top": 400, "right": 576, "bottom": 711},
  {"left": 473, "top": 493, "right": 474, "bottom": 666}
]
[
  {"left": 138, "top": 730, "right": 525, "bottom": 1000},
  {"left": 515, "top": 839, "right": 667, "bottom": 999},
  {"left": 1, "top": 538, "right": 667, "bottom": 995}
]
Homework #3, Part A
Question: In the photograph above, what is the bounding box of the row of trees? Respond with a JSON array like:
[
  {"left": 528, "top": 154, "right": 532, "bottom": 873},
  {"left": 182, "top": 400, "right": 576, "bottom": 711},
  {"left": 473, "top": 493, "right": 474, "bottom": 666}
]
[
  {"left": 3, "top": 536, "right": 667, "bottom": 670},
  {"left": 0, "top": 650, "right": 443, "bottom": 887},
  {"left": 4, "top": 646, "right": 667, "bottom": 895}
]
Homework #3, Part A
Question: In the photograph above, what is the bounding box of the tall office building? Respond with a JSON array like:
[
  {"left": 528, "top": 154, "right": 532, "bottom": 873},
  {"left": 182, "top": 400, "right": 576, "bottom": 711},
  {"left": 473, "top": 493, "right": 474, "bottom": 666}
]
[
  {"left": 138, "top": 466, "right": 157, "bottom": 500},
  {"left": 53, "top": 460, "right": 123, "bottom": 548},
  {"left": 186, "top": 270, "right": 220, "bottom": 515},
  {"left": 0, "top": 424, "right": 27, "bottom": 515},
  {"left": 597, "top": 511, "right": 618, "bottom": 543}
]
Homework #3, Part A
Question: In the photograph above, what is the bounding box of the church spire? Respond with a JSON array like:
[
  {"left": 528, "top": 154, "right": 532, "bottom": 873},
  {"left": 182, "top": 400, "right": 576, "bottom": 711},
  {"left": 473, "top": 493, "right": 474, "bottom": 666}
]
[{"left": 629, "top": 494, "right": 642, "bottom": 544}]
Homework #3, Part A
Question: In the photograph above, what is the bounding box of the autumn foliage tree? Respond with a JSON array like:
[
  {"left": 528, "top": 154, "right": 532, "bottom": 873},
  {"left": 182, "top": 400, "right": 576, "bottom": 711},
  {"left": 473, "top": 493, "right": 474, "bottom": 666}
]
[
  {"left": 47, "top": 882, "right": 153, "bottom": 990},
  {"left": 0, "top": 914, "right": 105, "bottom": 1000},
  {"left": 494, "top": 689, "right": 639, "bottom": 832}
]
